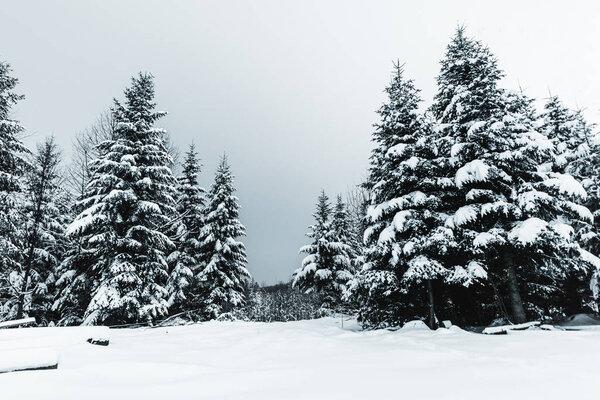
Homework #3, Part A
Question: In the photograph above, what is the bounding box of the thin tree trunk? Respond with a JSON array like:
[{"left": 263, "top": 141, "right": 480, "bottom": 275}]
[
  {"left": 505, "top": 256, "right": 526, "bottom": 324},
  {"left": 16, "top": 237, "right": 38, "bottom": 320},
  {"left": 16, "top": 267, "right": 31, "bottom": 320},
  {"left": 426, "top": 279, "right": 437, "bottom": 329}
]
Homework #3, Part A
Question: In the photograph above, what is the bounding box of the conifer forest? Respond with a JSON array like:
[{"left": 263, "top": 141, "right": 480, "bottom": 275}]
[{"left": 2, "top": 3, "right": 600, "bottom": 399}]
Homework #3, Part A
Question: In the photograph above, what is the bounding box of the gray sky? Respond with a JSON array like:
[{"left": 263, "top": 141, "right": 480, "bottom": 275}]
[{"left": 3, "top": 0, "right": 600, "bottom": 284}]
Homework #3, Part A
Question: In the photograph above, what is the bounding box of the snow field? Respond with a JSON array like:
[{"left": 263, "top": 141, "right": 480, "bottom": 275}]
[{"left": 1, "top": 318, "right": 599, "bottom": 399}]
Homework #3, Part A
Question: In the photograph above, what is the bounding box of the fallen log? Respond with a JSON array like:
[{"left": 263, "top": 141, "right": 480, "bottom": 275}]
[
  {"left": 0, "top": 348, "right": 58, "bottom": 374},
  {"left": 87, "top": 338, "right": 110, "bottom": 346},
  {"left": 0, "top": 317, "right": 36, "bottom": 329},
  {"left": 482, "top": 321, "right": 541, "bottom": 335}
]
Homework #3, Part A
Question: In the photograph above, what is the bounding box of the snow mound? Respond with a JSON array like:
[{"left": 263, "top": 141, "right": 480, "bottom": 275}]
[
  {"left": 400, "top": 320, "right": 430, "bottom": 331},
  {"left": 559, "top": 314, "right": 600, "bottom": 327}
]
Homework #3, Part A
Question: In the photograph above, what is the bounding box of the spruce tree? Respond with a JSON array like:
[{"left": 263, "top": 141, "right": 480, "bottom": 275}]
[
  {"left": 167, "top": 143, "right": 206, "bottom": 312},
  {"left": 539, "top": 99, "right": 600, "bottom": 313},
  {"left": 540, "top": 96, "right": 589, "bottom": 174},
  {"left": 348, "top": 64, "right": 466, "bottom": 328},
  {"left": 11, "top": 137, "right": 67, "bottom": 323},
  {"left": 195, "top": 156, "right": 250, "bottom": 319},
  {"left": 55, "top": 73, "right": 178, "bottom": 325},
  {"left": 293, "top": 191, "right": 353, "bottom": 308},
  {"left": 432, "top": 28, "right": 594, "bottom": 323},
  {"left": 331, "top": 195, "right": 358, "bottom": 271},
  {"left": 0, "top": 61, "right": 29, "bottom": 194},
  {"left": 0, "top": 61, "right": 31, "bottom": 321}
]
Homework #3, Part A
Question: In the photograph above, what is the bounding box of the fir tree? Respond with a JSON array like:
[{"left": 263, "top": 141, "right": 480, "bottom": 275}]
[
  {"left": 55, "top": 73, "right": 178, "bottom": 325},
  {"left": 167, "top": 143, "right": 206, "bottom": 312},
  {"left": 433, "top": 28, "right": 594, "bottom": 323},
  {"left": 540, "top": 96, "right": 589, "bottom": 174},
  {"left": 0, "top": 61, "right": 31, "bottom": 321},
  {"left": 293, "top": 191, "right": 353, "bottom": 308},
  {"left": 539, "top": 99, "right": 600, "bottom": 313},
  {"left": 195, "top": 156, "right": 250, "bottom": 319},
  {"left": 331, "top": 195, "right": 358, "bottom": 269},
  {"left": 11, "top": 137, "right": 67, "bottom": 322},
  {"left": 348, "top": 64, "right": 465, "bottom": 328},
  {"left": 0, "top": 61, "right": 29, "bottom": 194}
]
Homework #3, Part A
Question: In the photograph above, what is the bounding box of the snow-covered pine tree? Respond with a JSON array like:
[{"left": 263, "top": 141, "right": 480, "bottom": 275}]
[
  {"left": 573, "top": 115, "right": 600, "bottom": 256},
  {"left": 432, "top": 28, "right": 595, "bottom": 323},
  {"left": 55, "top": 73, "right": 178, "bottom": 325},
  {"left": 293, "top": 190, "right": 353, "bottom": 309},
  {"left": 540, "top": 96, "right": 589, "bottom": 174},
  {"left": 167, "top": 143, "right": 206, "bottom": 313},
  {"left": 347, "top": 63, "right": 463, "bottom": 328},
  {"left": 195, "top": 155, "right": 250, "bottom": 319},
  {"left": 539, "top": 99, "right": 600, "bottom": 313},
  {"left": 10, "top": 137, "right": 67, "bottom": 323},
  {"left": 576, "top": 120, "right": 600, "bottom": 310},
  {"left": 0, "top": 61, "right": 31, "bottom": 321},
  {"left": 331, "top": 195, "right": 358, "bottom": 270}
]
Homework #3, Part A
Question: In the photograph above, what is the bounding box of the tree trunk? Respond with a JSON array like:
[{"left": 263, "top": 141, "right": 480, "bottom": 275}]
[
  {"left": 426, "top": 280, "right": 437, "bottom": 329},
  {"left": 15, "top": 268, "right": 30, "bottom": 320},
  {"left": 505, "top": 257, "right": 526, "bottom": 324},
  {"left": 16, "top": 244, "right": 36, "bottom": 320}
]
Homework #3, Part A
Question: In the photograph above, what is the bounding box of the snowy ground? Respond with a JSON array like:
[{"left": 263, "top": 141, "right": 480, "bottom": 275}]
[{"left": 1, "top": 317, "right": 599, "bottom": 399}]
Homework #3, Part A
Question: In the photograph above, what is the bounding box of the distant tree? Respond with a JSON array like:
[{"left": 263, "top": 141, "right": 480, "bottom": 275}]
[
  {"left": 293, "top": 190, "right": 353, "bottom": 308},
  {"left": 67, "top": 111, "right": 116, "bottom": 199},
  {"left": 195, "top": 156, "right": 250, "bottom": 319},
  {"left": 244, "top": 281, "right": 325, "bottom": 322},
  {"left": 344, "top": 185, "right": 369, "bottom": 260}
]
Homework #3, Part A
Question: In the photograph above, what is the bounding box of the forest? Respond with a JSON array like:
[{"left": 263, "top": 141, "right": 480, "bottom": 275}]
[{"left": 1, "top": 27, "right": 599, "bottom": 329}]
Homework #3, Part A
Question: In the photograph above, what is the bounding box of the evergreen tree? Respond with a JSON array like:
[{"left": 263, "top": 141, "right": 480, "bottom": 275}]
[
  {"left": 540, "top": 99, "right": 600, "bottom": 313},
  {"left": 9, "top": 137, "right": 67, "bottom": 323},
  {"left": 293, "top": 190, "right": 353, "bottom": 308},
  {"left": 195, "top": 156, "right": 250, "bottom": 319},
  {"left": 167, "top": 143, "right": 206, "bottom": 312},
  {"left": 348, "top": 64, "right": 465, "bottom": 328},
  {"left": 0, "top": 61, "right": 31, "bottom": 321},
  {"left": 433, "top": 28, "right": 594, "bottom": 323},
  {"left": 55, "top": 73, "right": 178, "bottom": 325},
  {"left": 331, "top": 194, "right": 358, "bottom": 271},
  {"left": 0, "top": 61, "right": 29, "bottom": 194},
  {"left": 540, "top": 96, "right": 589, "bottom": 174}
]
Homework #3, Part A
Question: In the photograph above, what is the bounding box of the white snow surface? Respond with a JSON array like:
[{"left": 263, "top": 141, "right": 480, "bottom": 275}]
[
  {"left": 0, "top": 348, "right": 58, "bottom": 373},
  {"left": 1, "top": 318, "right": 600, "bottom": 399}
]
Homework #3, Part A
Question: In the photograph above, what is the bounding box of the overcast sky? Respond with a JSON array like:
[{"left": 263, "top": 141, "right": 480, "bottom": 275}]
[{"left": 3, "top": 0, "right": 600, "bottom": 283}]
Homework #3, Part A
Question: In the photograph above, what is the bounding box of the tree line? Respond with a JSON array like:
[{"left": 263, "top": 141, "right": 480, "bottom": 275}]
[
  {"left": 0, "top": 71, "right": 250, "bottom": 326},
  {"left": 293, "top": 27, "right": 600, "bottom": 328}
]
